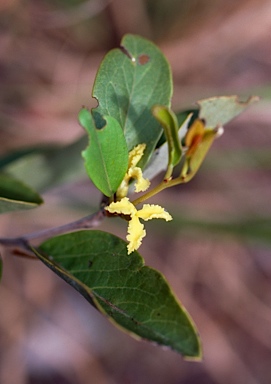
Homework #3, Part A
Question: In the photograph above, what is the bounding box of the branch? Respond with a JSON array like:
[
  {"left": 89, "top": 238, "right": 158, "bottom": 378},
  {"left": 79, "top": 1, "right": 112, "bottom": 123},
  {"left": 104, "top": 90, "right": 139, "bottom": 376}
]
[{"left": 0, "top": 209, "right": 105, "bottom": 254}]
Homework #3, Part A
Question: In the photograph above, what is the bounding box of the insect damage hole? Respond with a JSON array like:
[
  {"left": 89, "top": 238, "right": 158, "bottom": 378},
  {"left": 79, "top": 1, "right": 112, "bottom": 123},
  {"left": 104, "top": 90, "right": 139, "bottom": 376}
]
[{"left": 138, "top": 54, "right": 150, "bottom": 65}]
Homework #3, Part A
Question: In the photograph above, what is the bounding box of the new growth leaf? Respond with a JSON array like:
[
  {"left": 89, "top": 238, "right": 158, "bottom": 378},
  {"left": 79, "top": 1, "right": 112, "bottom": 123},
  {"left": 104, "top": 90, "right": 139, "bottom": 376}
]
[{"left": 80, "top": 109, "right": 129, "bottom": 197}]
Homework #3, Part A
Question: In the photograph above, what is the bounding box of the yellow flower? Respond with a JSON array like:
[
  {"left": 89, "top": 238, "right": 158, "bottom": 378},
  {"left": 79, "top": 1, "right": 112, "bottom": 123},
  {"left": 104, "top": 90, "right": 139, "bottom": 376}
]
[
  {"left": 117, "top": 144, "right": 150, "bottom": 198},
  {"left": 105, "top": 197, "right": 172, "bottom": 254}
]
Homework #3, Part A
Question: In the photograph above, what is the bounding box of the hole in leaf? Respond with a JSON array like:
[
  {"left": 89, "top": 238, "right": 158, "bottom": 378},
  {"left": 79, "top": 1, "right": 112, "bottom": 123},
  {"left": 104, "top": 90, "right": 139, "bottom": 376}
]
[
  {"left": 138, "top": 54, "right": 150, "bottom": 65},
  {"left": 92, "top": 111, "right": 106, "bottom": 129}
]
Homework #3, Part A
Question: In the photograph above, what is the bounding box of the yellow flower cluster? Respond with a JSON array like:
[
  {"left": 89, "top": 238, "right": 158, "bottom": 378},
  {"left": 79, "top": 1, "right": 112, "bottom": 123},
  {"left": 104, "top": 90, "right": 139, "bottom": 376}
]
[
  {"left": 116, "top": 143, "right": 150, "bottom": 198},
  {"left": 105, "top": 144, "right": 172, "bottom": 254}
]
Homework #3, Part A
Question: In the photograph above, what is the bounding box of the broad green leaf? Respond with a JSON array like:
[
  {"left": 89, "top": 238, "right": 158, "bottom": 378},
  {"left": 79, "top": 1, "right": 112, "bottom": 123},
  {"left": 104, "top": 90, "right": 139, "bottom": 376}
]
[
  {"left": 198, "top": 95, "right": 259, "bottom": 128},
  {"left": 92, "top": 34, "right": 172, "bottom": 168},
  {"left": 0, "top": 173, "right": 43, "bottom": 214},
  {"left": 35, "top": 230, "right": 201, "bottom": 359},
  {"left": 80, "top": 109, "right": 129, "bottom": 197},
  {"left": 152, "top": 105, "right": 182, "bottom": 179}
]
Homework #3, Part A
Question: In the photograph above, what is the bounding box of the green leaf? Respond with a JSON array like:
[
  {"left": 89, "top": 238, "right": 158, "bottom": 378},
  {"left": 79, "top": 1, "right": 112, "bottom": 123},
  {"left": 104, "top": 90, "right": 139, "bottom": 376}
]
[
  {"left": 198, "top": 95, "right": 259, "bottom": 128},
  {"left": 80, "top": 109, "right": 129, "bottom": 197},
  {"left": 92, "top": 34, "right": 172, "bottom": 167},
  {"left": 34, "top": 230, "right": 201, "bottom": 359},
  {"left": 0, "top": 173, "right": 43, "bottom": 214},
  {"left": 152, "top": 105, "right": 182, "bottom": 179}
]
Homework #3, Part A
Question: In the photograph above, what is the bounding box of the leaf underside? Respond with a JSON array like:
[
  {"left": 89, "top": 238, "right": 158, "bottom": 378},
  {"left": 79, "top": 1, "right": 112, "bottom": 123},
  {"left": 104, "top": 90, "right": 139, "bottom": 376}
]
[{"left": 198, "top": 95, "right": 259, "bottom": 128}]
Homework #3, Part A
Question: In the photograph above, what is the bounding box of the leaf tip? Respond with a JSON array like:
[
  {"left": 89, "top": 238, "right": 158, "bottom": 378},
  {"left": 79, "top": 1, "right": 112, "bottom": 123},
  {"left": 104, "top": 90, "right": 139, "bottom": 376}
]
[{"left": 238, "top": 95, "right": 260, "bottom": 105}]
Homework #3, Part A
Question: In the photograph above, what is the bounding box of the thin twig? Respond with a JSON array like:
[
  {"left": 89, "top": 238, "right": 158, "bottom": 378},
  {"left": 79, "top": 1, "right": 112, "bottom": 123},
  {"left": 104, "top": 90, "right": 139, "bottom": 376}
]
[
  {"left": 25, "top": 210, "right": 105, "bottom": 241},
  {"left": 0, "top": 209, "right": 105, "bottom": 252}
]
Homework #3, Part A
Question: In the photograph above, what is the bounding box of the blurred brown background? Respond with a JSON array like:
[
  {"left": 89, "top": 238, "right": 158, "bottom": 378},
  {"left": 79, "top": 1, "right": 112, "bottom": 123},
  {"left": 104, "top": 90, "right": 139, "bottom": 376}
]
[{"left": 1, "top": 1, "right": 271, "bottom": 383}]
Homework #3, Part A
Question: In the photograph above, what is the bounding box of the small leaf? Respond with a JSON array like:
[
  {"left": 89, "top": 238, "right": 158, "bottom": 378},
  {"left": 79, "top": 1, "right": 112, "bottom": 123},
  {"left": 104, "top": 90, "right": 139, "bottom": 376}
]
[
  {"left": 152, "top": 105, "right": 182, "bottom": 179},
  {"left": 92, "top": 34, "right": 173, "bottom": 167},
  {"left": 0, "top": 173, "right": 43, "bottom": 214},
  {"left": 80, "top": 109, "right": 129, "bottom": 197},
  {"left": 34, "top": 230, "right": 201, "bottom": 359},
  {"left": 198, "top": 95, "right": 259, "bottom": 128}
]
